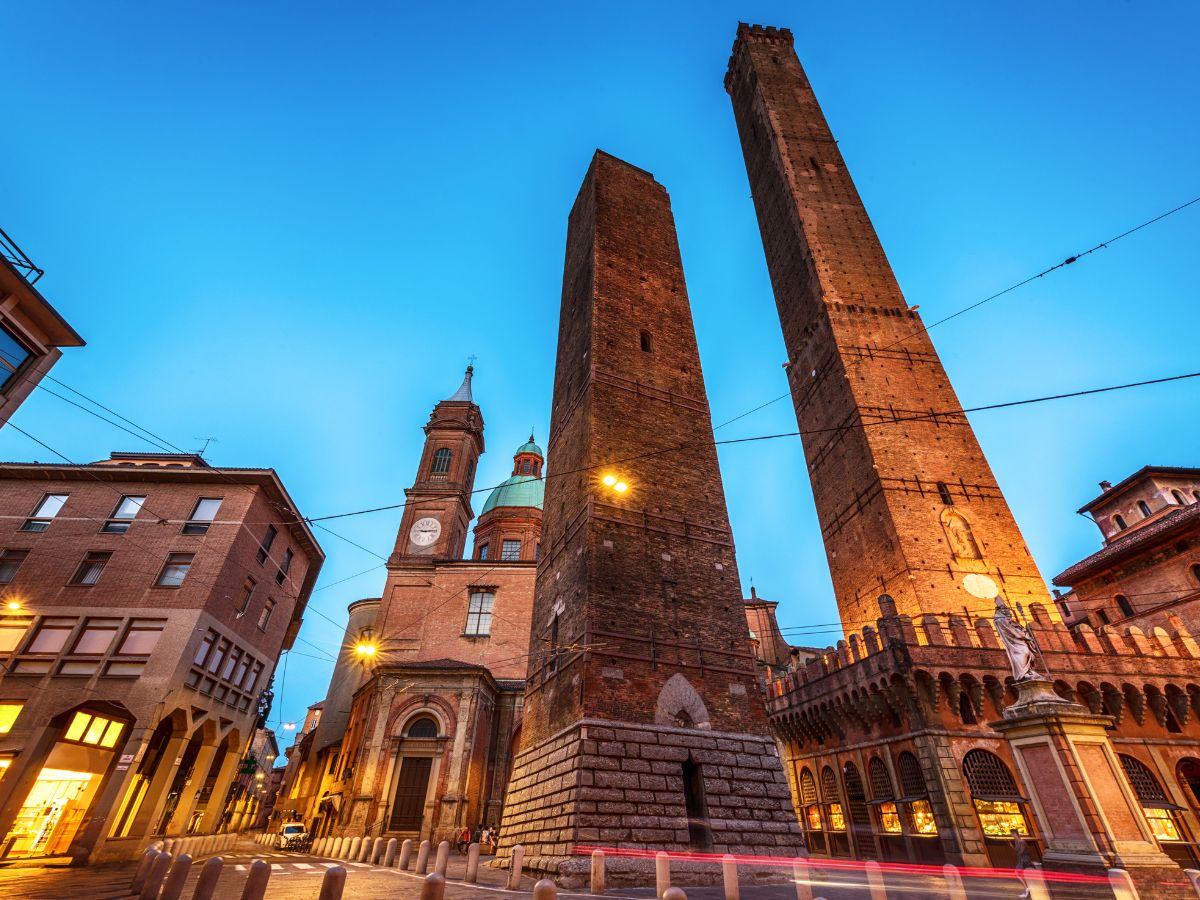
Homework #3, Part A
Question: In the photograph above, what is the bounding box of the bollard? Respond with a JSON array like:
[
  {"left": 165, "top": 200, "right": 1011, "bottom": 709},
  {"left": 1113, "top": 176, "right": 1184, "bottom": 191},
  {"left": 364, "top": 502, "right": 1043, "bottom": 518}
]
[
  {"left": 864, "top": 861, "right": 886, "bottom": 900},
  {"left": 1108, "top": 869, "right": 1141, "bottom": 900},
  {"left": 313, "top": 836, "right": 324, "bottom": 856},
  {"left": 942, "top": 864, "right": 967, "bottom": 900},
  {"left": 466, "top": 842, "right": 481, "bottom": 883},
  {"left": 348, "top": 836, "right": 362, "bottom": 861},
  {"left": 358, "top": 836, "right": 372, "bottom": 863},
  {"left": 240, "top": 859, "right": 271, "bottom": 900},
  {"left": 332, "top": 836, "right": 345, "bottom": 858},
  {"left": 191, "top": 856, "right": 223, "bottom": 900},
  {"left": 371, "top": 836, "right": 385, "bottom": 864},
  {"left": 663, "top": 889, "right": 687, "bottom": 900},
  {"left": 792, "top": 857, "right": 812, "bottom": 900},
  {"left": 160, "top": 853, "right": 193, "bottom": 900},
  {"left": 385, "top": 837, "right": 399, "bottom": 867},
  {"left": 140, "top": 850, "right": 172, "bottom": 900},
  {"left": 163, "top": 838, "right": 175, "bottom": 856},
  {"left": 434, "top": 840, "right": 450, "bottom": 876},
  {"left": 590, "top": 848, "right": 605, "bottom": 895},
  {"left": 131, "top": 848, "right": 159, "bottom": 892},
  {"left": 421, "top": 872, "right": 446, "bottom": 900},
  {"left": 508, "top": 844, "right": 525, "bottom": 891},
  {"left": 722, "top": 854, "right": 738, "bottom": 900},
  {"left": 656, "top": 851, "right": 670, "bottom": 899},
  {"left": 534, "top": 878, "right": 558, "bottom": 900},
  {"left": 399, "top": 838, "right": 413, "bottom": 870},
  {"left": 416, "top": 838, "right": 432, "bottom": 874},
  {"left": 317, "top": 865, "right": 347, "bottom": 900}
]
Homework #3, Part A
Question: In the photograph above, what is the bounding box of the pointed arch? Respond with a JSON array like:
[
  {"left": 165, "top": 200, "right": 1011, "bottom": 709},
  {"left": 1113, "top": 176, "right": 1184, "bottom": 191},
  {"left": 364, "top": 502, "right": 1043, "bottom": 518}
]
[{"left": 654, "top": 673, "right": 711, "bottom": 729}]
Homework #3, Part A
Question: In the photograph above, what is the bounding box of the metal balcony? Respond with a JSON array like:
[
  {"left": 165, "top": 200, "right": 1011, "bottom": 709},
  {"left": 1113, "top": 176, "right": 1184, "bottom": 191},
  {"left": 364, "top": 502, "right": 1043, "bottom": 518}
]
[{"left": 0, "top": 226, "right": 44, "bottom": 284}]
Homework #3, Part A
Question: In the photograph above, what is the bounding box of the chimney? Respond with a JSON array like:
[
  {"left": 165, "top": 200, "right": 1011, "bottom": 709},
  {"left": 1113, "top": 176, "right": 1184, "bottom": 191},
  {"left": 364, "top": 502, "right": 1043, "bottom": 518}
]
[{"left": 1099, "top": 481, "right": 1113, "bottom": 491}]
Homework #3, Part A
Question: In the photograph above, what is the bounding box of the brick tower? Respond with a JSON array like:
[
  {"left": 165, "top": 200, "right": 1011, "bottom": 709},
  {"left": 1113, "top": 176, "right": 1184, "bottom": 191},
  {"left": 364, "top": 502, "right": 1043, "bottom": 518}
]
[
  {"left": 497, "top": 151, "right": 802, "bottom": 880},
  {"left": 724, "top": 25, "right": 1053, "bottom": 628},
  {"left": 388, "top": 366, "right": 484, "bottom": 564}
]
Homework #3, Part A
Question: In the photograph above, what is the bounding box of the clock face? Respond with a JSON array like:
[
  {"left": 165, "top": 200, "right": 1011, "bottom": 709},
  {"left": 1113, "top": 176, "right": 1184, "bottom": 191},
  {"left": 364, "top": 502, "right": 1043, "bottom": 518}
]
[{"left": 409, "top": 517, "right": 442, "bottom": 547}]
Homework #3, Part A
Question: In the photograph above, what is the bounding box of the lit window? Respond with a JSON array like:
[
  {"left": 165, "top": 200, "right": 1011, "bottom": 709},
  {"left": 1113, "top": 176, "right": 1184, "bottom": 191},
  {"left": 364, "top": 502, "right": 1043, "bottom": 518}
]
[
  {"left": 501, "top": 540, "right": 521, "bottom": 561},
  {"left": 258, "top": 598, "right": 276, "bottom": 631},
  {"left": 156, "top": 553, "right": 194, "bottom": 587},
  {"left": 478, "top": 543, "right": 488, "bottom": 561},
  {"left": 878, "top": 801, "right": 902, "bottom": 833},
  {"left": 827, "top": 803, "right": 846, "bottom": 832},
  {"left": 102, "top": 495, "right": 145, "bottom": 533},
  {"left": 21, "top": 494, "right": 68, "bottom": 532},
  {"left": 0, "top": 703, "right": 23, "bottom": 734},
  {"left": 183, "top": 498, "right": 222, "bottom": 535},
  {"left": 972, "top": 799, "right": 1029, "bottom": 836},
  {"left": 805, "top": 804, "right": 822, "bottom": 831},
  {"left": 0, "top": 323, "right": 33, "bottom": 385},
  {"left": 0, "top": 549, "right": 29, "bottom": 587},
  {"left": 257, "top": 525, "right": 277, "bottom": 565},
  {"left": 431, "top": 448, "right": 452, "bottom": 475},
  {"left": 70, "top": 551, "right": 112, "bottom": 586},
  {"left": 908, "top": 799, "right": 939, "bottom": 835},
  {"left": 275, "top": 549, "right": 293, "bottom": 586},
  {"left": 237, "top": 577, "right": 255, "bottom": 612},
  {"left": 465, "top": 591, "right": 494, "bottom": 637},
  {"left": 63, "top": 711, "right": 124, "bottom": 747},
  {"left": 118, "top": 620, "right": 164, "bottom": 656},
  {"left": 73, "top": 620, "right": 120, "bottom": 655},
  {"left": 28, "top": 618, "right": 75, "bottom": 654}
]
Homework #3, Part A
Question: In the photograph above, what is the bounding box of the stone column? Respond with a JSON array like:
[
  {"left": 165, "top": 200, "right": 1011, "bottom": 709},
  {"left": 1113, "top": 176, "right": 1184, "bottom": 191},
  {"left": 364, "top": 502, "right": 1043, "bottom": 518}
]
[
  {"left": 128, "top": 732, "right": 190, "bottom": 836},
  {"left": 196, "top": 749, "right": 240, "bottom": 834},
  {"left": 992, "top": 678, "right": 1187, "bottom": 898},
  {"left": 166, "top": 743, "right": 220, "bottom": 835}
]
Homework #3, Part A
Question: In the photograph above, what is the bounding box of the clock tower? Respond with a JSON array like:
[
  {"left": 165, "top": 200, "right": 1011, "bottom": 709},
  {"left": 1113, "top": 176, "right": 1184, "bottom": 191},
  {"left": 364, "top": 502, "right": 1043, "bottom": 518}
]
[{"left": 389, "top": 366, "right": 484, "bottom": 563}]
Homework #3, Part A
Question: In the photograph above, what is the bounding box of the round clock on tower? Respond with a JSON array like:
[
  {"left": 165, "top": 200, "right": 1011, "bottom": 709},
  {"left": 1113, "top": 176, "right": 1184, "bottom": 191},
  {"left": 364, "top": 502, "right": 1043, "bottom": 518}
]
[{"left": 409, "top": 517, "right": 442, "bottom": 548}]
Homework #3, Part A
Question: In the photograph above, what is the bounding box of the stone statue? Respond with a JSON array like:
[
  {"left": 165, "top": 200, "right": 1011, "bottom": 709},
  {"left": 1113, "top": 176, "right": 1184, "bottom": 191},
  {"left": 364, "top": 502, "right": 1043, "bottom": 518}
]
[{"left": 993, "top": 597, "right": 1043, "bottom": 682}]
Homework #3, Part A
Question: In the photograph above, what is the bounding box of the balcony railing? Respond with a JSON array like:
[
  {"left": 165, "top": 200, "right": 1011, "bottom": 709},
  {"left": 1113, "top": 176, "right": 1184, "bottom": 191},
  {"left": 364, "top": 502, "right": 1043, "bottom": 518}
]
[{"left": 0, "top": 226, "right": 44, "bottom": 284}]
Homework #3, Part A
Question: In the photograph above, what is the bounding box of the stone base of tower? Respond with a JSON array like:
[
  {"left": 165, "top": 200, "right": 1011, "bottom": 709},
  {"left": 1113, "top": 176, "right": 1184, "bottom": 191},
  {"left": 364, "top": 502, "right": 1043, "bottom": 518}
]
[{"left": 495, "top": 718, "right": 804, "bottom": 885}]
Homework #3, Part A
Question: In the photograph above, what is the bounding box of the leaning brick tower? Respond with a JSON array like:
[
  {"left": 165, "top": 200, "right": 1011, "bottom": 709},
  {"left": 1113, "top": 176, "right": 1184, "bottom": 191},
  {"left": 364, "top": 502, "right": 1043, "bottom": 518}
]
[
  {"left": 725, "top": 24, "right": 1053, "bottom": 629},
  {"left": 496, "top": 151, "right": 802, "bottom": 880}
]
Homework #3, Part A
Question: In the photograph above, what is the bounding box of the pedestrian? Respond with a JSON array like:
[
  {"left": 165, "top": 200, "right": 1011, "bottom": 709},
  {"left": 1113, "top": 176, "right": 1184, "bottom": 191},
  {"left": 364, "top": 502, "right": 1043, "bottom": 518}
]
[
  {"left": 457, "top": 825, "right": 471, "bottom": 853},
  {"left": 1011, "top": 829, "right": 1032, "bottom": 898}
]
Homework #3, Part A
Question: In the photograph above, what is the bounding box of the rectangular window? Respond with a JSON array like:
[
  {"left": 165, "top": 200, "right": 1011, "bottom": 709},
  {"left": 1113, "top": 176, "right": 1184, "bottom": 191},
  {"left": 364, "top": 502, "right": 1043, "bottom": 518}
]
[
  {"left": 64, "top": 711, "right": 124, "bottom": 747},
  {"left": 275, "top": 548, "right": 293, "bottom": 585},
  {"left": 465, "top": 591, "right": 494, "bottom": 637},
  {"left": 221, "top": 648, "right": 241, "bottom": 682},
  {"left": 12, "top": 659, "right": 51, "bottom": 674},
  {"left": 28, "top": 618, "right": 75, "bottom": 654},
  {"left": 72, "top": 619, "right": 120, "bottom": 655},
  {"left": 59, "top": 660, "right": 99, "bottom": 676},
  {"left": 69, "top": 551, "right": 112, "bottom": 586},
  {"left": 0, "top": 323, "right": 33, "bottom": 385},
  {"left": 878, "top": 801, "right": 902, "bottom": 834},
  {"left": 118, "top": 620, "right": 165, "bottom": 656},
  {"left": 207, "top": 638, "right": 231, "bottom": 673},
  {"left": 908, "top": 799, "right": 939, "bottom": 835},
  {"left": 257, "top": 525, "right": 277, "bottom": 565},
  {"left": 0, "top": 549, "right": 30, "bottom": 584},
  {"left": 0, "top": 618, "right": 29, "bottom": 653},
  {"left": 244, "top": 661, "right": 263, "bottom": 691},
  {"left": 193, "top": 630, "right": 216, "bottom": 667},
  {"left": 156, "top": 552, "right": 194, "bottom": 587},
  {"left": 827, "top": 803, "right": 846, "bottom": 832},
  {"left": 21, "top": 494, "right": 68, "bottom": 532},
  {"left": 972, "top": 799, "right": 1028, "bottom": 837},
  {"left": 104, "top": 660, "right": 144, "bottom": 678},
  {"left": 102, "top": 495, "right": 145, "bottom": 533},
  {"left": 500, "top": 540, "right": 521, "bottom": 561},
  {"left": 548, "top": 613, "right": 560, "bottom": 675},
  {"left": 237, "top": 577, "right": 255, "bottom": 613},
  {"left": 182, "top": 497, "right": 222, "bottom": 535},
  {"left": 478, "top": 543, "right": 488, "bottom": 561},
  {"left": 232, "top": 654, "right": 250, "bottom": 686},
  {"left": 0, "top": 703, "right": 22, "bottom": 734},
  {"left": 257, "top": 598, "right": 276, "bottom": 631}
]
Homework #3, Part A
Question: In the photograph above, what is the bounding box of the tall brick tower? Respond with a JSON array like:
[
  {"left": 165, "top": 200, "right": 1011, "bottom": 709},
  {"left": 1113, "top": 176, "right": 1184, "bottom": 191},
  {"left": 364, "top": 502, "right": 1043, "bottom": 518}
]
[
  {"left": 724, "top": 24, "right": 1052, "bottom": 628},
  {"left": 497, "top": 151, "right": 801, "bottom": 879},
  {"left": 388, "top": 366, "right": 484, "bottom": 564}
]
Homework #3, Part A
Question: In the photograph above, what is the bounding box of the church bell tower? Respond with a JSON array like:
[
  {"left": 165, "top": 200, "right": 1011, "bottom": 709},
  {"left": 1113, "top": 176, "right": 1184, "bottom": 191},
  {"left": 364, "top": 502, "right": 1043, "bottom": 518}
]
[{"left": 389, "top": 366, "right": 484, "bottom": 563}]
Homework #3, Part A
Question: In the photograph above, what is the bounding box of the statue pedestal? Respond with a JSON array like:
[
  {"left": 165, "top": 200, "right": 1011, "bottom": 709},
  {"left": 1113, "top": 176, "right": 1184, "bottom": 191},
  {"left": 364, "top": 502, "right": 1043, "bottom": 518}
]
[{"left": 991, "top": 679, "right": 1190, "bottom": 898}]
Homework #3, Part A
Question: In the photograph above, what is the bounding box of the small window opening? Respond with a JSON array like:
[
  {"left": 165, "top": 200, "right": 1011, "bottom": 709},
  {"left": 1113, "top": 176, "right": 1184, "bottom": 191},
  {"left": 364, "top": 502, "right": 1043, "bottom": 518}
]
[
  {"left": 681, "top": 756, "right": 713, "bottom": 850},
  {"left": 958, "top": 691, "right": 977, "bottom": 725},
  {"left": 1137, "top": 500, "right": 1152, "bottom": 518},
  {"left": 936, "top": 481, "right": 953, "bottom": 505},
  {"left": 1115, "top": 595, "right": 1134, "bottom": 618},
  {"left": 1096, "top": 608, "right": 1110, "bottom": 625},
  {"left": 1172, "top": 489, "right": 1186, "bottom": 505},
  {"left": 640, "top": 330, "right": 652, "bottom": 353},
  {"left": 1113, "top": 515, "right": 1127, "bottom": 531}
]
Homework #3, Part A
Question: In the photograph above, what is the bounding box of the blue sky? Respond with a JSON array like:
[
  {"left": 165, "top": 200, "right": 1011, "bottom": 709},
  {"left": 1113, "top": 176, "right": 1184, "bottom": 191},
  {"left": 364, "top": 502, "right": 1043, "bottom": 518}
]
[{"left": 3, "top": 2, "right": 1197, "bottom": 738}]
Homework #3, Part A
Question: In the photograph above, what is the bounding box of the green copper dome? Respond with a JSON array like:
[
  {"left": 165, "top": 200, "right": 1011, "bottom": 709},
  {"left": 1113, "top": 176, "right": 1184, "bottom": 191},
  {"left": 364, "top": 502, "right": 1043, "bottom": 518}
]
[
  {"left": 481, "top": 474, "right": 544, "bottom": 514},
  {"left": 517, "top": 438, "right": 543, "bottom": 456}
]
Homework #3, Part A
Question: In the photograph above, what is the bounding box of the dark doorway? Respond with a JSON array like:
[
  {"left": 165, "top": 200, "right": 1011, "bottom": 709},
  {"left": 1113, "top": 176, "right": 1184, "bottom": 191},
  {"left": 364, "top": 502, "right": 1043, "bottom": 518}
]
[
  {"left": 682, "top": 756, "right": 712, "bottom": 849},
  {"left": 389, "top": 757, "right": 433, "bottom": 831}
]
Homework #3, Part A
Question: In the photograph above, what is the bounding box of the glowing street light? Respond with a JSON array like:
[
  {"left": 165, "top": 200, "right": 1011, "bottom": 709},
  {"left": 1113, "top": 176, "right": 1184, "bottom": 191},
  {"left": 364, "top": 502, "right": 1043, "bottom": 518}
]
[
  {"left": 5, "top": 600, "right": 20, "bottom": 611},
  {"left": 282, "top": 722, "right": 296, "bottom": 731},
  {"left": 602, "top": 474, "right": 617, "bottom": 487},
  {"left": 355, "top": 642, "right": 378, "bottom": 657},
  {"left": 601, "top": 474, "right": 629, "bottom": 494}
]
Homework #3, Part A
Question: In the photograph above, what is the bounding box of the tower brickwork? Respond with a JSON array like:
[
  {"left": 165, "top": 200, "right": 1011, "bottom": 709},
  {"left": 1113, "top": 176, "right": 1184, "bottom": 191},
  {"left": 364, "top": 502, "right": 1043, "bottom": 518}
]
[
  {"left": 497, "top": 151, "right": 801, "bottom": 879},
  {"left": 725, "top": 24, "right": 1053, "bottom": 628}
]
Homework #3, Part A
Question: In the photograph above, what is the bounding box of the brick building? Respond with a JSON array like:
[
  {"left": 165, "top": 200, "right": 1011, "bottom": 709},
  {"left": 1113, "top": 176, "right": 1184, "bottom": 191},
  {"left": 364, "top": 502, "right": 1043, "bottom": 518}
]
[
  {"left": 0, "top": 451, "right": 322, "bottom": 863},
  {"left": 725, "top": 22, "right": 1200, "bottom": 895},
  {"left": 1055, "top": 467, "right": 1200, "bottom": 635},
  {"left": 0, "top": 225, "right": 84, "bottom": 428}
]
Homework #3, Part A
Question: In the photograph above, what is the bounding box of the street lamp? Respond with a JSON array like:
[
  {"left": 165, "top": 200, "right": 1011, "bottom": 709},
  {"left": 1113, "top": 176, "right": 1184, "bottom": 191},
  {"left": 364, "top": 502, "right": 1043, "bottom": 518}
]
[{"left": 601, "top": 474, "right": 629, "bottom": 494}]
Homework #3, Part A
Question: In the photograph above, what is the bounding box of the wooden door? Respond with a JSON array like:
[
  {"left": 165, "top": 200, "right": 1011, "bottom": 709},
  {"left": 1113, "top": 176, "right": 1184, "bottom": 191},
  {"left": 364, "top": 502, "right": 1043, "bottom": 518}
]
[{"left": 389, "top": 757, "right": 432, "bottom": 832}]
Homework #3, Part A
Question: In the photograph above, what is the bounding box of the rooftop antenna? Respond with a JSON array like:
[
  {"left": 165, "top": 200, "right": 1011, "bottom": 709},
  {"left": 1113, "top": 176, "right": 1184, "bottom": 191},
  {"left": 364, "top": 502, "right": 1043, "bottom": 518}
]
[{"left": 195, "top": 437, "right": 218, "bottom": 455}]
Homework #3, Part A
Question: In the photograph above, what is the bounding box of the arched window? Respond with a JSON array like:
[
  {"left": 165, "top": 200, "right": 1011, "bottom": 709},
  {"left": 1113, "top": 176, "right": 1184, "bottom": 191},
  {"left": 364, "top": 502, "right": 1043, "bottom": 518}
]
[
  {"left": 959, "top": 690, "right": 977, "bottom": 725},
  {"left": 799, "top": 768, "right": 825, "bottom": 852},
  {"left": 1191, "top": 564, "right": 1200, "bottom": 587},
  {"left": 1115, "top": 595, "right": 1134, "bottom": 618},
  {"left": 962, "top": 749, "right": 1029, "bottom": 838},
  {"left": 640, "top": 330, "right": 653, "bottom": 353},
  {"left": 1113, "top": 514, "right": 1127, "bottom": 531},
  {"left": 843, "top": 762, "right": 871, "bottom": 842},
  {"left": 897, "top": 752, "right": 938, "bottom": 836},
  {"left": 941, "top": 509, "right": 982, "bottom": 559},
  {"left": 1178, "top": 758, "right": 1200, "bottom": 810},
  {"left": 1119, "top": 754, "right": 1184, "bottom": 844},
  {"left": 406, "top": 716, "right": 438, "bottom": 738},
  {"left": 431, "top": 448, "right": 452, "bottom": 475},
  {"left": 821, "top": 766, "right": 845, "bottom": 833},
  {"left": 868, "top": 758, "right": 901, "bottom": 834},
  {"left": 1172, "top": 489, "right": 1187, "bottom": 505},
  {"left": 936, "top": 481, "right": 953, "bottom": 506},
  {"left": 1138, "top": 500, "right": 1152, "bottom": 518}
]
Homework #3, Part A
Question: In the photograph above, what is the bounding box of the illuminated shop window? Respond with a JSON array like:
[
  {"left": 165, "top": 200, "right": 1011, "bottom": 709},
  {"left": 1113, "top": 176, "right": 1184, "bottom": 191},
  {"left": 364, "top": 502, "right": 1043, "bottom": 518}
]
[
  {"left": 972, "top": 799, "right": 1029, "bottom": 837},
  {"left": 898, "top": 751, "right": 939, "bottom": 835},
  {"left": 63, "top": 711, "right": 124, "bottom": 748},
  {"left": 963, "top": 749, "right": 1030, "bottom": 838},
  {"left": 0, "top": 703, "right": 23, "bottom": 733},
  {"left": 1120, "top": 754, "right": 1186, "bottom": 843},
  {"left": 805, "top": 804, "right": 822, "bottom": 831},
  {"left": 878, "top": 802, "right": 902, "bottom": 833},
  {"left": 909, "top": 799, "right": 939, "bottom": 835},
  {"left": 827, "top": 803, "right": 846, "bottom": 832},
  {"left": 821, "top": 767, "right": 845, "bottom": 831}
]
